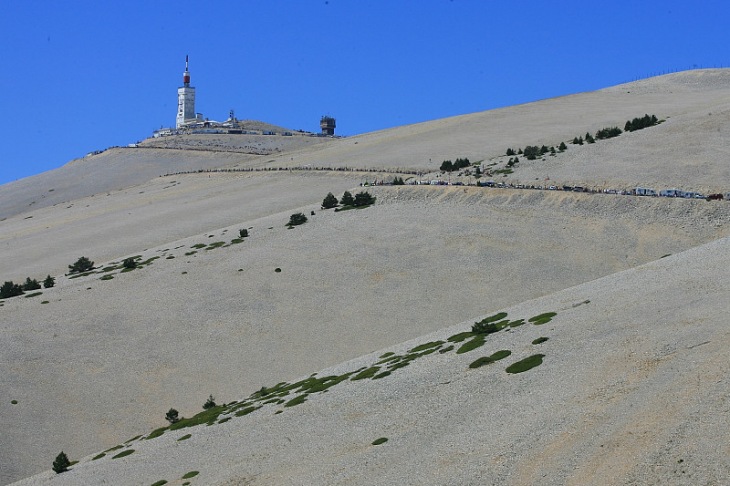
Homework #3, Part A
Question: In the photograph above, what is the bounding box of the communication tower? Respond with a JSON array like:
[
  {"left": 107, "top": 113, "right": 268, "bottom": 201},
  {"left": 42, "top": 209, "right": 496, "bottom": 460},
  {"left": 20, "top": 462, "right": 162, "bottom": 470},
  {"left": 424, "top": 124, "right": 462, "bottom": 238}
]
[{"left": 176, "top": 55, "right": 196, "bottom": 128}]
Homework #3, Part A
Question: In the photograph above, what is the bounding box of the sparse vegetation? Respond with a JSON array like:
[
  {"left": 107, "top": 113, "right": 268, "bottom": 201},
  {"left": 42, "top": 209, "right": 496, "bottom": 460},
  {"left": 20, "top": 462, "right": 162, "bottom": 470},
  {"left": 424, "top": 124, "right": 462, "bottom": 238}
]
[
  {"left": 165, "top": 408, "right": 181, "bottom": 424},
  {"left": 532, "top": 337, "right": 549, "bottom": 345},
  {"left": 203, "top": 394, "right": 217, "bottom": 410},
  {"left": 22, "top": 277, "right": 41, "bottom": 291},
  {"left": 469, "top": 350, "right": 512, "bottom": 368},
  {"left": 372, "top": 437, "right": 389, "bottom": 445},
  {"left": 182, "top": 471, "right": 200, "bottom": 479},
  {"left": 0, "top": 281, "right": 23, "bottom": 298},
  {"left": 322, "top": 192, "right": 339, "bottom": 209},
  {"left": 595, "top": 127, "right": 621, "bottom": 140},
  {"left": 340, "top": 191, "right": 354, "bottom": 206},
  {"left": 111, "top": 449, "right": 135, "bottom": 459},
  {"left": 506, "top": 354, "right": 545, "bottom": 374},
  {"left": 529, "top": 312, "right": 557, "bottom": 325},
  {"left": 68, "top": 256, "right": 94, "bottom": 274},
  {"left": 52, "top": 451, "right": 71, "bottom": 474},
  {"left": 287, "top": 212, "right": 308, "bottom": 227}
]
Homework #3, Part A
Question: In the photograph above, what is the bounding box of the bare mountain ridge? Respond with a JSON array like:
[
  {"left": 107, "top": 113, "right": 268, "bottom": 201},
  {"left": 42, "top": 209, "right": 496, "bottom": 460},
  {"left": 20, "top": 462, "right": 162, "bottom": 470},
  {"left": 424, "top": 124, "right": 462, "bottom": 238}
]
[{"left": 2, "top": 70, "right": 730, "bottom": 485}]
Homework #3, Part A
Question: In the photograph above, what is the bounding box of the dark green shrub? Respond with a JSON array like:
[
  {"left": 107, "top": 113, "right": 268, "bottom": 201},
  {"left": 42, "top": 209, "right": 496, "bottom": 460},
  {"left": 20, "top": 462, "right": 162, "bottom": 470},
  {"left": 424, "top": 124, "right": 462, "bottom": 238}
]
[
  {"left": 111, "top": 449, "right": 135, "bottom": 459},
  {"left": 0, "top": 281, "right": 24, "bottom": 298},
  {"left": 392, "top": 176, "right": 405, "bottom": 185},
  {"left": 532, "top": 337, "right": 549, "bottom": 345},
  {"left": 52, "top": 451, "right": 71, "bottom": 474},
  {"left": 239, "top": 228, "right": 249, "bottom": 238},
  {"left": 150, "top": 481, "right": 168, "bottom": 486},
  {"left": 469, "top": 350, "right": 512, "bottom": 368},
  {"left": 440, "top": 160, "right": 453, "bottom": 172},
  {"left": 203, "top": 394, "right": 216, "bottom": 410},
  {"left": 287, "top": 212, "right": 308, "bottom": 227},
  {"left": 340, "top": 191, "right": 354, "bottom": 206},
  {"left": 506, "top": 148, "right": 515, "bottom": 156},
  {"left": 68, "top": 256, "right": 94, "bottom": 274},
  {"left": 506, "top": 354, "right": 545, "bottom": 374},
  {"left": 165, "top": 408, "right": 180, "bottom": 424},
  {"left": 529, "top": 312, "right": 557, "bottom": 325},
  {"left": 43, "top": 275, "right": 55, "bottom": 288},
  {"left": 322, "top": 192, "right": 339, "bottom": 209},
  {"left": 372, "top": 437, "right": 388, "bottom": 445},
  {"left": 182, "top": 471, "right": 200, "bottom": 479},
  {"left": 558, "top": 142, "right": 567, "bottom": 151},
  {"left": 353, "top": 191, "right": 375, "bottom": 207},
  {"left": 456, "top": 335, "right": 486, "bottom": 354},
  {"left": 523, "top": 146, "right": 541, "bottom": 160},
  {"left": 122, "top": 257, "right": 137, "bottom": 269},
  {"left": 595, "top": 127, "right": 621, "bottom": 140},
  {"left": 23, "top": 277, "right": 41, "bottom": 291}
]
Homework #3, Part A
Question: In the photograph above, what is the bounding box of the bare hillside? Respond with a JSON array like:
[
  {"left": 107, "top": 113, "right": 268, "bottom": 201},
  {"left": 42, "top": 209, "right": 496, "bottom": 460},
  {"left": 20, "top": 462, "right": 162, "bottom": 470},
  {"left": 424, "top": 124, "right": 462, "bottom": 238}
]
[{"left": 2, "top": 70, "right": 730, "bottom": 485}]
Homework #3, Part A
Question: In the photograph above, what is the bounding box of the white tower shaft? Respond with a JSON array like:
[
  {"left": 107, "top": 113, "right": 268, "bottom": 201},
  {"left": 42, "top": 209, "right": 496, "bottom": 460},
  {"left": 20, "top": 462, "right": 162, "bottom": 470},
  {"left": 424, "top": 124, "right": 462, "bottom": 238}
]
[{"left": 176, "top": 55, "right": 196, "bottom": 129}]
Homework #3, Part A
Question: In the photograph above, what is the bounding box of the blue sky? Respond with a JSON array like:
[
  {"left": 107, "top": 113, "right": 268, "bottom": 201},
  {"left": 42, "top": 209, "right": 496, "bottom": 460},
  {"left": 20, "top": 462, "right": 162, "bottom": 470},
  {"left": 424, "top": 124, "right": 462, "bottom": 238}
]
[{"left": 1, "top": 0, "right": 728, "bottom": 185}]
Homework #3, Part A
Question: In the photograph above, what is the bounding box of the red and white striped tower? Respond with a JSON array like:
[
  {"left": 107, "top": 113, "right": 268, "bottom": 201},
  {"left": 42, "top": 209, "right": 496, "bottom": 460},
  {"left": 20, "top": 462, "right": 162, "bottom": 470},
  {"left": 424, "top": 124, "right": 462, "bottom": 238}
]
[{"left": 176, "top": 55, "right": 196, "bottom": 128}]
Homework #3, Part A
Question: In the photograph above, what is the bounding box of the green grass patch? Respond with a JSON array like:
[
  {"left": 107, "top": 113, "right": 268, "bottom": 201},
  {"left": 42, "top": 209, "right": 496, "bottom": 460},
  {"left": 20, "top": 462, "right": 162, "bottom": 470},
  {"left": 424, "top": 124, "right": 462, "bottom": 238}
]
[
  {"left": 177, "top": 434, "right": 192, "bottom": 441},
  {"left": 191, "top": 243, "right": 206, "bottom": 249},
  {"left": 372, "top": 437, "right": 388, "bottom": 445},
  {"left": 372, "top": 371, "right": 392, "bottom": 380},
  {"left": 506, "top": 354, "right": 545, "bottom": 374},
  {"left": 111, "top": 449, "right": 135, "bottom": 459},
  {"left": 24, "top": 292, "right": 42, "bottom": 298},
  {"left": 182, "top": 471, "right": 200, "bottom": 479},
  {"left": 468, "top": 350, "right": 512, "bottom": 368},
  {"left": 150, "top": 481, "right": 168, "bottom": 486},
  {"left": 351, "top": 366, "right": 381, "bottom": 381},
  {"left": 439, "top": 345, "right": 455, "bottom": 354},
  {"left": 99, "top": 275, "right": 114, "bottom": 280},
  {"left": 104, "top": 444, "right": 124, "bottom": 453},
  {"left": 234, "top": 406, "right": 259, "bottom": 417},
  {"left": 126, "top": 435, "right": 142, "bottom": 443},
  {"left": 170, "top": 405, "right": 228, "bottom": 429},
  {"left": 284, "top": 395, "right": 307, "bottom": 407},
  {"left": 184, "top": 251, "right": 197, "bottom": 256},
  {"left": 447, "top": 331, "right": 474, "bottom": 343},
  {"left": 206, "top": 241, "right": 226, "bottom": 250},
  {"left": 409, "top": 341, "right": 444, "bottom": 353},
  {"left": 456, "top": 335, "right": 486, "bottom": 354},
  {"left": 509, "top": 319, "right": 525, "bottom": 327},
  {"left": 230, "top": 238, "right": 244, "bottom": 244},
  {"left": 102, "top": 266, "right": 118, "bottom": 272},
  {"left": 92, "top": 452, "right": 106, "bottom": 460},
  {"left": 379, "top": 351, "right": 395, "bottom": 359},
  {"left": 532, "top": 337, "right": 549, "bottom": 345},
  {"left": 146, "top": 427, "right": 167, "bottom": 440},
  {"left": 529, "top": 312, "right": 557, "bottom": 325}
]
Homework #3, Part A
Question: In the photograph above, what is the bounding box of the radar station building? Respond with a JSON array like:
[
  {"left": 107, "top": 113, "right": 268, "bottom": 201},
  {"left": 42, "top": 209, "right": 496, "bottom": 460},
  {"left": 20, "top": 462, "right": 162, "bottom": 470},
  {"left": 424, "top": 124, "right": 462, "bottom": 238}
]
[{"left": 320, "top": 116, "right": 336, "bottom": 136}]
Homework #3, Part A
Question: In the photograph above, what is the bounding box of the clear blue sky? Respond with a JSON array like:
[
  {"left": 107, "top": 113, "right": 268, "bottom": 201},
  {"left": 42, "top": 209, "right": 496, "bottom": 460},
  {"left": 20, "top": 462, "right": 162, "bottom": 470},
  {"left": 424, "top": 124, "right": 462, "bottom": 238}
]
[{"left": 1, "top": 0, "right": 728, "bottom": 185}]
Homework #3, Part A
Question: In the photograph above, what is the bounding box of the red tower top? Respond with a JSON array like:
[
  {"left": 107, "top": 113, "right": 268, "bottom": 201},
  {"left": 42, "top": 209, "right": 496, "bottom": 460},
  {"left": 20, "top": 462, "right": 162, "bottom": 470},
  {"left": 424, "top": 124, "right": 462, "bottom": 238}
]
[{"left": 183, "top": 55, "right": 191, "bottom": 87}]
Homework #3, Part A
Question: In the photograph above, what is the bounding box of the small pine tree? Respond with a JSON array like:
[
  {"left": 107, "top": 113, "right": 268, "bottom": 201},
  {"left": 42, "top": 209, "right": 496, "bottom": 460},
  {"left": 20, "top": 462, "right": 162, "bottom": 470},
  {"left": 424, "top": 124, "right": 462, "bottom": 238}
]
[
  {"left": 558, "top": 142, "right": 567, "bottom": 152},
  {"left": 122, "top": 257, "right": 137, "bottom": 270},
  {"left": 353, "top": 191, "right": 376, "bottom": 207},
  {"left": 287, "top": 213, "right": 308, "bottom": 227},
  {"left": 165, "top": 408, "right": 180, "bottom": 424},
  {"left": 43, "top": 275, "right": 55, "bottom": 288},
  {"left": 203, "top": 394, "right": 217, "bottom": 410},
  {"left": 52, "top": 451, "right": 71, "bottom": 474},
  {"left": 238, "top": 228, "right": 249, "bottom": 238},
  {"left": 22, "top": 277, "right": 41, "bottom": 291},
  {"left": 321, "top": 192, "right": 339, "bottom": 209},
  {"left": 68, "top": 256, "right": 94, "bottom": 274},
  {"left": 340, "top": 191, "right": 355, "bottom": 206},
  {"left": 439, "top": 160, "right": 454, "bottom": 172},
  {"left": 506, "top": 148, "right": 515, "bottom": 156},
  {"left": 585, "top": 133, "right": 595, "bottom": 144}
]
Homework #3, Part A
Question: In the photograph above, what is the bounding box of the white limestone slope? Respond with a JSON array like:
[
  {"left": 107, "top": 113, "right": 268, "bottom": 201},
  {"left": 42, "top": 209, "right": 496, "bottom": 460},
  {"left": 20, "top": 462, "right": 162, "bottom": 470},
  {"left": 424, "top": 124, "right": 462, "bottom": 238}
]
[{"left": 13, "top": 233, "right": 730, "bottom": 485}]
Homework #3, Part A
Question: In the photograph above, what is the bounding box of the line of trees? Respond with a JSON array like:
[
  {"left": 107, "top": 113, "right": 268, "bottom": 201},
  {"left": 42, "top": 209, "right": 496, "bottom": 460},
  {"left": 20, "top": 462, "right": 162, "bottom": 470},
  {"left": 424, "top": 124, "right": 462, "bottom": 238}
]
[
  {"left": 440, "top": 158, "right": 470, "bottom": 172},
  {"left": 1, "top": 275, "right": 55, "bottom": 299},
  {"left": 625, "top": 114, "right": 659, "bottom": 132},
  {"left": 321, "top": 190, "right": 376, "bottom": 209}
]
